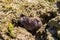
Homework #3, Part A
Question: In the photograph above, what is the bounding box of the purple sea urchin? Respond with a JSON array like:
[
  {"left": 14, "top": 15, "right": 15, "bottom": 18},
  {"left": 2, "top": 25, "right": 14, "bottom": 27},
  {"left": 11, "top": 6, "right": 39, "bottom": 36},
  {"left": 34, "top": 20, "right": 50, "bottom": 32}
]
[{"left": 19, "top": 16, "right": 42, "bottom": 31}]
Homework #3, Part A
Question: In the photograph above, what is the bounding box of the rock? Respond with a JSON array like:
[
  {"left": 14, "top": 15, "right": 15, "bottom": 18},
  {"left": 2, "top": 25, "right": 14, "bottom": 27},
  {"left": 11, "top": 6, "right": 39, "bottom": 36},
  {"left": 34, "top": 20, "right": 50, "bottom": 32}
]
[{"left": 19, "top": 16, "right": 42, "bottom": 31}]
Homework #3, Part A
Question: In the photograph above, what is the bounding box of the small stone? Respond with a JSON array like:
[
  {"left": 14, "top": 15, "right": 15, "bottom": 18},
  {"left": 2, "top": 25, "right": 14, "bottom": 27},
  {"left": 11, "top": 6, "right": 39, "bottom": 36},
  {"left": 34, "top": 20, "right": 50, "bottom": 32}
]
[{"left": 19, "top": 16, "right": 42, "bottom": 31}]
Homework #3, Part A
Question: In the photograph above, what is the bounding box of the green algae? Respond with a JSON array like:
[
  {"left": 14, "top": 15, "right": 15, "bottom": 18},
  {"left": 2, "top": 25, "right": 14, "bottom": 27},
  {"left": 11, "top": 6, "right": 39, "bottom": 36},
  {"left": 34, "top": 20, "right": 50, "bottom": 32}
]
[{"left": 7, "top": 23, "right": 16, "bottom": 38}]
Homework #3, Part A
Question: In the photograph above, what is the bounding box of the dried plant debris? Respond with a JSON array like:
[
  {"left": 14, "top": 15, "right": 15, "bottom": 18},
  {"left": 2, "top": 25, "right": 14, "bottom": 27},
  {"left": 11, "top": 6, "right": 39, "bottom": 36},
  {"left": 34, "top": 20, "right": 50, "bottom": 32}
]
[
  {"left": 0, "top": 0, "right": 60, "bottom": 40},
  {"left": 47, "top": 16, "right": 60, "bottom": 39},
  {"left": 48, "top": 16, "right": 60, "bottom": 29},
  {"left": 56, "top": 1, "right": 60, "bottom": 13},
  {"left": 45, "top": 0, "right": 56, "bottom": 5}
]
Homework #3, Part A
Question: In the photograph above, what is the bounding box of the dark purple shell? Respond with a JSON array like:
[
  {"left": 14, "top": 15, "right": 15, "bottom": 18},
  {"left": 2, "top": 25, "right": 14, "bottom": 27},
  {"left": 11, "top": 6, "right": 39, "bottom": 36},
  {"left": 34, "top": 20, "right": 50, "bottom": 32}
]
[{"left": 20, "top": 16, "right": 42, "bottom": 31}]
